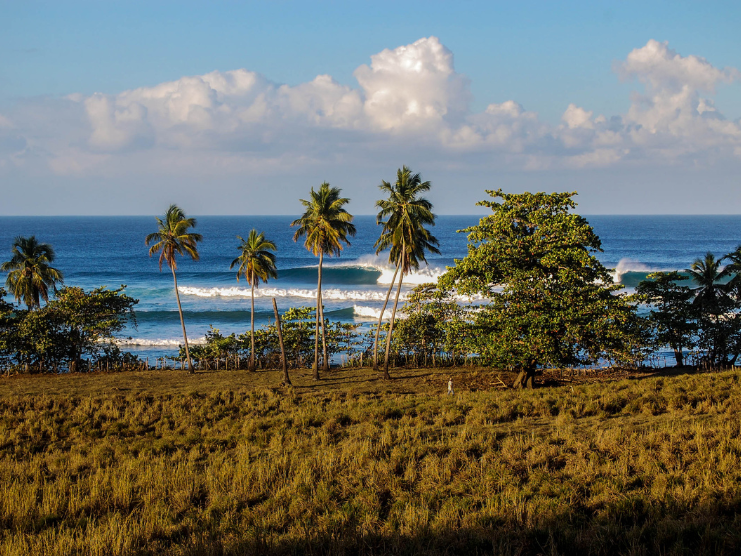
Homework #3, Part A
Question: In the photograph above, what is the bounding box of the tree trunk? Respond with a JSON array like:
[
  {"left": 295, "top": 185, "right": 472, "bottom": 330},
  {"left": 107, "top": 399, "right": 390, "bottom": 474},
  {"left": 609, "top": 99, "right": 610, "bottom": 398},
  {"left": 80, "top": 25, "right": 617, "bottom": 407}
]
[
  {"left": 273, "top": 298, "right": 291, "bottom": 386},
  {"left": 318, "top": 252, "right": 329, "bottom": 372},
  {"left": 171, "top": 266, "right": 194, "bottom": 373},
  {"left": 373, "top": 259, "right": 400, "bottom": 371},
  {"left": 249, "top": 279, "right": 256, "bottom": 371},
  {"left": 673, "top": 347, "right": 684, "bottom": 367},
  {"left": 513, "top": 367, "right": 536, "bottom": 389},
  {"left": 313, "top": 253, "right": 322, "bottom": 379},
  {"left": 383, "top": 271, "right": 405, "bottom": 378}
]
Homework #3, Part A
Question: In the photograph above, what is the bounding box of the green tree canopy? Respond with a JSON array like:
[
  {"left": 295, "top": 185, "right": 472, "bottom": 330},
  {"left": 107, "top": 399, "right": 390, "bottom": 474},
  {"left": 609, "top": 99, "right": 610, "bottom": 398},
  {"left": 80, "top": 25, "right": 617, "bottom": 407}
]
[
  {"left": 10, "top": 286, "right": 138, "bottom": 371},
  {"left": 636, "top": 271, "right": 696, "bottom": 366},
  {"left": 440, "top": 189, "right": 640, "bottom": 387}
]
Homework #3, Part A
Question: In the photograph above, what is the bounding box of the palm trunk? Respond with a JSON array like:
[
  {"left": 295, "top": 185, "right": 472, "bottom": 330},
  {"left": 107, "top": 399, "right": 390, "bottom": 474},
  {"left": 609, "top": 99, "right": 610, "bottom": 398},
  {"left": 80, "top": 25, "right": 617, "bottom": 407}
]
[
  {"left": 273, "top": 298, "right": 291, "bottom": 386},
  {"left": 249, "top": 279, "right": 256, "bottom": 371},
  {"left": 171, "top": 266, "right": 193, "bottom": 373},
  {"left": 373, "top": 258, "right": 400, "bottom": 371},
  {"left": 319, "top": 253, "right": 329, "bottom": 371},
  {"left": 313, "top": 253, "right": 322, "bottom": 379},
  {"left": 383, "top": 271, "right": 405, "bottom": 378}
]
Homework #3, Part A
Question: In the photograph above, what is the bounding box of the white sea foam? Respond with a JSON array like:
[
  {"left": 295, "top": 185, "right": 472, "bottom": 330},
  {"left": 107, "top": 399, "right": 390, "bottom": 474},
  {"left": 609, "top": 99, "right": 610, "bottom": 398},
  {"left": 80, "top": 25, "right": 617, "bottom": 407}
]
[
  {"left": 376, "top": 266, "right": 446, "bottom": 286},
  {"left": 115, "top": 337, "right": 207, "bottom": 347},
  {"left": 324, "top": 254, "right": 446, "bottom": 286},
  {"left": 610, "top": 258, "right": 669, "bottom": 283},
  {"left": 180, "top": 286, "right": 405, "bottom": 302},
  {"left": 353, "top": 305, "right": 393, "bottom": 320}
]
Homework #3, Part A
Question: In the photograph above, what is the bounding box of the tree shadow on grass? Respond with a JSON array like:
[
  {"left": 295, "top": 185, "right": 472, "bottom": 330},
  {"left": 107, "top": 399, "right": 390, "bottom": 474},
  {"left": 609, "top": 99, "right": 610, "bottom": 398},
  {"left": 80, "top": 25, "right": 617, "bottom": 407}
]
[{"left": 171, "top": 510, "right": 741, "bottom": 556}]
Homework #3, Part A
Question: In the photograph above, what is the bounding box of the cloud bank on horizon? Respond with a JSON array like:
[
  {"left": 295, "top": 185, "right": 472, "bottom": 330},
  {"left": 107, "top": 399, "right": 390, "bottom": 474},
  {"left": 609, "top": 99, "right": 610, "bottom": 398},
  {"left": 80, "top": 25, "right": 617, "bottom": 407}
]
[{"left": 1, "top": 36, "right": 740, "bottom": 212}]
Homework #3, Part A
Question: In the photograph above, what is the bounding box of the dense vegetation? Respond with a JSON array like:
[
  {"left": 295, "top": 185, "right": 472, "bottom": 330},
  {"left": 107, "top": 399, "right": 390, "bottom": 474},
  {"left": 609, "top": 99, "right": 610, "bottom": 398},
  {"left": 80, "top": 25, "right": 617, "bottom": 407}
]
[
  {"left": 0, "top": 286, "right": 137, "bottom": 373},
  {"left": 2, "top": 186, "right": 741, "bottom": 379},
  {"left": 1, "top": 367, "right": 740, "bottom": 555}
]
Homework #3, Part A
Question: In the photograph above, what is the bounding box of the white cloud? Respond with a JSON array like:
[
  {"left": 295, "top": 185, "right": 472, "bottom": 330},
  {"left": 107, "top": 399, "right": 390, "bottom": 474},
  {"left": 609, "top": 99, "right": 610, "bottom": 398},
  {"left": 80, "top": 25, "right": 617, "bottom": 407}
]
[
  {"left": 1, "top": 37, "right": 740, "bottom": 190},
  {"left": 354, "top": 36, "right": 470, "bottom": 130},
  {"left": 617, "top": 39, "right": 738, "bottom": 93},
  {"left": 562, "top": 104, "right": 594, "bottom": 129}
]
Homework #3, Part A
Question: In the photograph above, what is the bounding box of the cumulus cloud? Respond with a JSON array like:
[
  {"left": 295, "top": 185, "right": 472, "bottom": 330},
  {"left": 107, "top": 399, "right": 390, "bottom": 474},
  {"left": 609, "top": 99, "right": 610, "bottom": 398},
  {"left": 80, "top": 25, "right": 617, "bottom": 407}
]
[
  {"left": 1, "top": 37, "right": 740, "bottom": 183},
  {"left": 354, "top": 37, "right": 470, "bottom": 130}
]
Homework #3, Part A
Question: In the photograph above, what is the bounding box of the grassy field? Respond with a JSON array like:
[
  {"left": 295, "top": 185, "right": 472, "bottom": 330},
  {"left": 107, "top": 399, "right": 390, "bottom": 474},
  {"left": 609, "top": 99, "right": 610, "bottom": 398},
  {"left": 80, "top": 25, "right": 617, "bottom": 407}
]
[{"left": 1, "top": 365, "right": 740, "bottom": 555}]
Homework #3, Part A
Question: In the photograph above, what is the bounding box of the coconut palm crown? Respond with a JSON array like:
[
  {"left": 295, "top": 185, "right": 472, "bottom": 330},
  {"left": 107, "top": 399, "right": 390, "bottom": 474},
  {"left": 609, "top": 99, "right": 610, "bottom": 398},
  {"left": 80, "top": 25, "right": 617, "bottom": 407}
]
[
  {"left": 230, "top": 229, "right": 278, "bottom": 371},
  {"left": 687, "top": 252, "right": 730, "bottom": 311},
  {"left": 1, "top": 235, "right": 64, "bottom": 309},
  {"left": 291, "top": 182, "right": 356, "bottom": 377},
  {"left": 145, "top": 205, "right": 202, "bottom": 271},
  {"left": 145, "top": 204, "right": 202, "bottom": 373},
  {"left": 291, "top": 183, "right": 356, "bottom": 257}
]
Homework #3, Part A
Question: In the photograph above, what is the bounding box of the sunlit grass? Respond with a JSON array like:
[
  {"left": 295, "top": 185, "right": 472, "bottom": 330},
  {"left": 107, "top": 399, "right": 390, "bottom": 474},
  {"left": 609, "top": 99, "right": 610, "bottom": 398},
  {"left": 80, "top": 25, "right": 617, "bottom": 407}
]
[{"left": 1, "top": 367, "right": 740, "bottom": 555}]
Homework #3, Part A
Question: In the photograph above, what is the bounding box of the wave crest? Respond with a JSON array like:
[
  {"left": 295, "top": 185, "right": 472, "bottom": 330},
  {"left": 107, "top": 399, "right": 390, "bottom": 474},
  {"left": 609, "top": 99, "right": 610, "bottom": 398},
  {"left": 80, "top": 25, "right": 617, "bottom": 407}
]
[
  {"left": 115, "top": 337, "right": 206, "bottom": 347},
  {"left": 353, "top": 305, "right": 392, "bottom": 320},
  {"left": 180, "top": 286, "right": 405, "bottom": 302}
]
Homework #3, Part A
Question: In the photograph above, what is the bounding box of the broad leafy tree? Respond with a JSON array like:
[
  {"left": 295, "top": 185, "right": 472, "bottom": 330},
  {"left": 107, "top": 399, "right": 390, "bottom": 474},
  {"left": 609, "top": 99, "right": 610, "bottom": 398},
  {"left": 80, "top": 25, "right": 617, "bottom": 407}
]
[
  {"left": 7, "top": 286, "right": 137, "bottom": 372},
  {"left": 291, "top": 182, "right": 355, "bottom": 378},
  {"left": 636, "top": 271, "right": 696, "bottom": 366},
  {"left": 1, "top": 236, "right": 64, "bottom": 309},
  {"left": 374, "top": 166, "right": 440, "bottom": 378},
  {"left": 230, "top": 229, "right": 278, "bottom": 371},
  {"left": 440, "top": 189, "right": 639, "bottom": 388},
  {"left": 145, "top": 205, "right": 202, "bottom": 373}
]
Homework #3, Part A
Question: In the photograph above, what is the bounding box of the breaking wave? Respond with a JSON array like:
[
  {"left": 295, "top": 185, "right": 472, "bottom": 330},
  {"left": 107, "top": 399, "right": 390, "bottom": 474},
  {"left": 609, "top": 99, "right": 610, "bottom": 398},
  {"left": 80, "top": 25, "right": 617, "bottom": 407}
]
[
  {"left": 180, "top": 286, "right": 408, "bottom": 302},
  {"left": 115, "top": 337, "right": 206, "bottom": 347},
  {"left": 352, "top": 305, "right": 392, "bottom": 320}
]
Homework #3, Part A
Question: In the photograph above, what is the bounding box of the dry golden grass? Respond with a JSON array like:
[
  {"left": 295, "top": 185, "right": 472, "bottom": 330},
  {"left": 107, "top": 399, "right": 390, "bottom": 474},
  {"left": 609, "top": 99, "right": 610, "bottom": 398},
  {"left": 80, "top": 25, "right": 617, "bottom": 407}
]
[{"left": 1, "top": 366, "right": 740, "bottom": 555}]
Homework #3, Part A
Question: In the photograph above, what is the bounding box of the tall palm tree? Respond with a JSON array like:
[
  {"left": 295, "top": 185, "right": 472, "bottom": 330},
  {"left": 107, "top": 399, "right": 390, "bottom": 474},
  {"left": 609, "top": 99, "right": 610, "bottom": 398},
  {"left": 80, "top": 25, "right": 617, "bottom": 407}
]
[
  {"left": 687, "top": 252, "right": 730, "bottom": 312},
  {"left": 374, "top": 166, "right": 440, "bottom": 379},
  {"left": 145, "top": 205, "right": 202, "bottom": 374},
  {"left": 1, "top": 236, "right": 64, "bottom": 309},
  {"left": 230, "top": 229, "right": 278, "bottom": 371},
  {"left": 291, "top": 182, "right": 356, "bottom": 378}
]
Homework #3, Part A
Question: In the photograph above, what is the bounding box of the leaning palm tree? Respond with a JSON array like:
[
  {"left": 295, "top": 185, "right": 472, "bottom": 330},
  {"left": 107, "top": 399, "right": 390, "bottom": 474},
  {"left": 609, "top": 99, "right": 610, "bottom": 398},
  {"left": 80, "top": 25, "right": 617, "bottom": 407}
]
[
  {"left": 230, "top": 229, "right": 278, "bottom": 371},
  {"left": 291, "top": 182, "right": 356, "bottom": 378},
  {"left": 374, "top": 166, "right": 440, "bottom": 379},
  {"left": 145, "top": 205, "right": 202, "bottom": 374},
  {"left": 1, "top": 236, "right": 64, "bottom": 309}
]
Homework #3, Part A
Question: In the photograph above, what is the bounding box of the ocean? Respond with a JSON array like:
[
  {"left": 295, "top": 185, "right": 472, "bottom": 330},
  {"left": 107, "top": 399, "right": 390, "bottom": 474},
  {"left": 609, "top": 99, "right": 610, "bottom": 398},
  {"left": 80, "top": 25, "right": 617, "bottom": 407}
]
[{"left": 1, "top": 215, "right": 740, "bottom": 359}]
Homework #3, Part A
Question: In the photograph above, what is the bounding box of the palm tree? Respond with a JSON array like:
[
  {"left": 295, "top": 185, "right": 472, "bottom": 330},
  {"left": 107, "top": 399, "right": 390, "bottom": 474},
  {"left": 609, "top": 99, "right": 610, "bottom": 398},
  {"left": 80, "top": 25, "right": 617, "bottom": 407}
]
[
  {"left": 1, "top": 236, "right": 64, "bottom": 309},
  {"left": 374, "top": 166, "right": 440, "bottom": 379},
  {"left": 291, "top": 182, "right": 356, "bottom": 378},
  {"left": 230, "top": 229, "right": 278, "bottom": 371},
  {"left": 687, "top": 252, "right": 730, "bottom": 312},
  {"left": 145, "top": 205, "right": 202, "bottom": 373}
]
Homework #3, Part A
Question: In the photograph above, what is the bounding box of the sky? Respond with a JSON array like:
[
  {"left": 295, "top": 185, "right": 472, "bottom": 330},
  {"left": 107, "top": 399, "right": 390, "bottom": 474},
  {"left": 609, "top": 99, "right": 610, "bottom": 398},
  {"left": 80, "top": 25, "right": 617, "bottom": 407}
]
[{"left": 1, "top": 0, "right": 741, "bottom": 215}]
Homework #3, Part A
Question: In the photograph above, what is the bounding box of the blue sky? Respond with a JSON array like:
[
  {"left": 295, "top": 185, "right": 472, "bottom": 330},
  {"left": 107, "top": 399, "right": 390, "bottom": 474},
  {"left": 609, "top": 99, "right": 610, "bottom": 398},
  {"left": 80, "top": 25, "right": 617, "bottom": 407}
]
[{"left": 1, "top": 1, "right": 741, "bottom": 214}]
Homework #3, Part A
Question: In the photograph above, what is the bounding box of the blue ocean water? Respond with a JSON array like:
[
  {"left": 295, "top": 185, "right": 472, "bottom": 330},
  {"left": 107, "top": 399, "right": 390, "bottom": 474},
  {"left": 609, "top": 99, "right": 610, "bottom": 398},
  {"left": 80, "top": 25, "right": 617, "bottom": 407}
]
[{"left": 0, "top": 215, "right": 740, "bottom": 358}]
